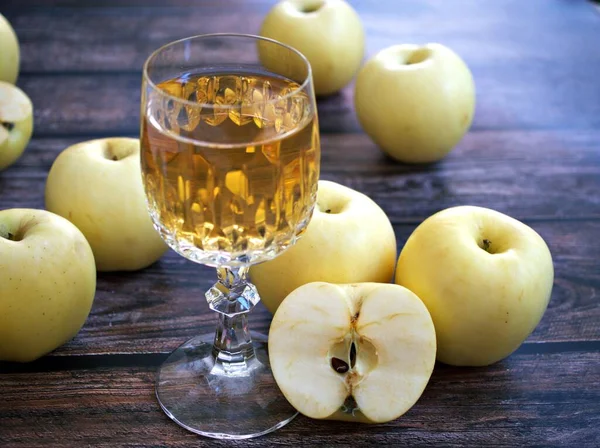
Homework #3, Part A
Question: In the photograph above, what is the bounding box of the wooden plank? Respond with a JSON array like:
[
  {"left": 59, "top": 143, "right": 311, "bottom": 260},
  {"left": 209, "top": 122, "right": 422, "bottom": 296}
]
[
  {"left": 1, "top": 351, "right": 598, "bottom": 447},
  {"left": 0, "top": 1, "right": 598, "bottom": 446},
  {"left": 2, "top": 0, "right": 599, "bottom": 133},
  {"left": 0, "top": 132, "right": 598, "bottom": 355},
  {"left": 4, "top": 0, "right": 599, "bottom": 75},
  {"left": 2, "top": 131, "right": 599, "bottom": 222},
  {"left": 0, "top": 217, "right": 594, "bottom": 358},
  {"left": 13, "top": 62, "right": 600, "bottom": 135},
  {"left": 14, "top": 73, "right": 364, "bottom": 136}
]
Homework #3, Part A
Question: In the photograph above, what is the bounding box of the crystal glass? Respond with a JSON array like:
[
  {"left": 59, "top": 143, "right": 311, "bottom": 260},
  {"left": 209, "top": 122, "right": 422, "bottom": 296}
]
[{"left": 140, "top": 34, "right": 320, "bottom": 439}]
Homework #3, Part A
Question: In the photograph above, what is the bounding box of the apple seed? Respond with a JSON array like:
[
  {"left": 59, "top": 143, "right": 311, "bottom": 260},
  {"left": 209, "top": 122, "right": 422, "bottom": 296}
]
[
  {"left": 325, "top": 209, "right": 331, "bottom": 213},
  {"left": 349, "top": 341, "right": 357, "bottom": 368},
  {"left": 1, "top": 121, "right": 14, "bottom": 131},
  {"left": 331, "top": 357, "right": 349, "bottom": 374}
]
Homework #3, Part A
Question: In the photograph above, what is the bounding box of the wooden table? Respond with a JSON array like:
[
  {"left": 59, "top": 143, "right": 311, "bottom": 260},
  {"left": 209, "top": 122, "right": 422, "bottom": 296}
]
[{"left": 1, "top": 0, "right": 599, "bottom": 446}]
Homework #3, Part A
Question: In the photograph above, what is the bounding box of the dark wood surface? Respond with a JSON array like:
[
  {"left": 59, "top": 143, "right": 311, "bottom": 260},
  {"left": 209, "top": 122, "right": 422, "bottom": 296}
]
[{"left": 1, "top": 0, "right": 599, "bottom": 446}]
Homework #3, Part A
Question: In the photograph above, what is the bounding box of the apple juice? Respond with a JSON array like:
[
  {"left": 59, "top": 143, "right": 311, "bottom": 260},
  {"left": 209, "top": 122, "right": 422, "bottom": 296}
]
[{"left": 141, "top": 71, "right": 320, "bottom": 267}]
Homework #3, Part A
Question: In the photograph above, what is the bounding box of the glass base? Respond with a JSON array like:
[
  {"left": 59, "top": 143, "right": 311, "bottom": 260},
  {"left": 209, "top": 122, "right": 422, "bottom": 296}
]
[{"left": 156, "top": 332, "right": 298, "bottom": 440}]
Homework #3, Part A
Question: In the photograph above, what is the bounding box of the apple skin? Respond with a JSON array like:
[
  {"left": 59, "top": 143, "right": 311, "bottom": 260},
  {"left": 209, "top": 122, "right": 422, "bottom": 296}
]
[
  {"left": 0, "top": 209, "right": 96, "bottom": 362},
  {"left": 395, "top": 206, "right": 554, "bottom": 366},
  {"left": 45, "top": 138, "right": 168, "bottom": 271},
  {"left": 250, "top": 180, "right": 396, "bottom": 313},
  {"left": 0, "top": 81, "right": 33, "bottom": 171},
  {"left": 355, "top": 43, "right": 475, "bottom": 163},
  {"left": 259, "top": 0, "right": 365, "bottom": 96},
  {"left": 0, "top": 14, "right": 19, "bottom": 84}
]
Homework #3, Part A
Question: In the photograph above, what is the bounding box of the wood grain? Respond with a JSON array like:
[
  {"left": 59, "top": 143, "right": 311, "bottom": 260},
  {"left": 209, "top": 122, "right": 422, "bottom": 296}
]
[
  {"left": 0, "top": 131, "right": 598, "bottom": 355},
  {"left": 3, "top": 0, "right": 600, "bottom": 134},
  {"left": 1, "top": 0, "right": 599, "bottom": 446},
  {"left": 46, "top": 219, "right": 600, "bottom": 354},
  {"left": 12, "top": 58, "right": 600, "bottom": 135},
  {"left": 0, "top": 218, "right": 595, "bottom": 358},
  {"left": 1, "top": 351, "right": 598, "bottom": 447},
  {"left": 2, "top": 131, "right": 600, "bottom": 222}
]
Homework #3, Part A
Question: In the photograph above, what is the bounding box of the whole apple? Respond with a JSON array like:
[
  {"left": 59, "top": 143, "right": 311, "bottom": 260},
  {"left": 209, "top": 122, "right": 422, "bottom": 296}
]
[
  {"left": 270, "top": 282, "right": 436, "bottom": 423},
  {"left": 259, "top": 0, "right": 365, "bottom": 96},
  {"left": 0, "top": 81, "right": 33, "bottom": 171},
  {"left": 395, "top": 206, "right": 554, "bottom": 366},
  {"left": 0, "top": 14, "right": 19, "bottom": 84},
  {"left": 0, "top": 209, "right": 96, "bottom": 362},
  {"left": 250, "top": 180, "right": 397, "bottom": 313},
  {"left": 45, "top": 138, "right": 168, "bottom": 271},
  {"left": 355, "top": 43, "right": 475, "bottom": 163}
]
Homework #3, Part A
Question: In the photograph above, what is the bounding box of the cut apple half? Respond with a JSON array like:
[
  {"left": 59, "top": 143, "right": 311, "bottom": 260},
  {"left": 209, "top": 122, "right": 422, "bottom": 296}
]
[
  {"left": 269, "top": 282, "right": 436, "bottom": 423},
  {"left": 0, "top": 81, "right": 33, "bottom": 170}
]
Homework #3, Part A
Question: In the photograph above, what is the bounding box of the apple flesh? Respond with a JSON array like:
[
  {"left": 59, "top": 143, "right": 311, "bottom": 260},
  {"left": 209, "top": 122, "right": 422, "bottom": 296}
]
[
  {"left": 0, "top": 14, "right": 19, "bottom": 84},
  {"left": 395, "top": 206, "right": 554, "bottom": 366},
  {"left": 259, "top": 0, "right": 365, "bottom": 96},
  {"left": 45, "top": 138, "right": 168, "bottom": 271},
  {"left": 355, "top": 43, "right": 475, "bottom": 163},
  {"left": 0, "top": 81, "right": 33, "bottom": 170},
  {"left": 250, "top": 180, "right": 397, "bottom": 313},
  {"left": 269, "top": 282, "right": 437, "bottom": 423},
  {"left": 0, "top": 209, "right": 96, "bottom": 362}
]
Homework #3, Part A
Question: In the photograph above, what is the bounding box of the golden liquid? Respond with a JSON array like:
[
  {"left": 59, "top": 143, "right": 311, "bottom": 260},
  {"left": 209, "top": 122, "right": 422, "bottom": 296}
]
[{"left": 141, "top": 71, "right": 320, "bottom": 266}]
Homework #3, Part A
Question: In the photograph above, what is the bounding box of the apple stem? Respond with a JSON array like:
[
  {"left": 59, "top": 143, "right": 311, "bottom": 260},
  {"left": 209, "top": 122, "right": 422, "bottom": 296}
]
[{"left": 482, "top": 239, "right": 492, "bottom": 252}]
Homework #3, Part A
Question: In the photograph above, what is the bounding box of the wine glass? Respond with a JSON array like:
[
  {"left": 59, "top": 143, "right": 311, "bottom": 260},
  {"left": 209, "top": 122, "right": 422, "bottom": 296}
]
[{"left": 140, "top": 34, "right": 320, "bottom": 439}]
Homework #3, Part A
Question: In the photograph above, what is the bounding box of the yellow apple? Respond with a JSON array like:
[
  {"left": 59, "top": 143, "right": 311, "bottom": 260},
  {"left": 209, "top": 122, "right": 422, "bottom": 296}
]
[
  {"left": 0, "top": 209, "right": 96, "bottom": 362},
  {"left": 0, "top": 81, "right": 33, "bottom": 170},
  {"left": 0, "top": 14, "right": 19, "bottom": 84},
  {"left": 355, "top": 43, "right": 475, "bottom": 163},
  {"left": 259, "top": 0, "right": 365, "bottom": 96},
  {"left": 45, "top": 138, "right": 168, "bottom": 271},
  {"left": 269, "top": 282, "right": 436, "bottom": 423},
  {"left": 395, "top": 206, "right": 554, "bottom": 366},
  {"left": 250, "top": 180, "right": 396, "bottom": 313}
]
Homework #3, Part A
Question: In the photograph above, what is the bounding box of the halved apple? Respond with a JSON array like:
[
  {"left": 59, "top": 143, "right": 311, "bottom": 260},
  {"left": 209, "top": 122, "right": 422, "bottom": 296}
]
[
  {"left": 0, "top": 81, "right": 33, "bottom": 171},
  {"left": 0, "top": 14, "right": 19, "bottom": 84},
  {"left": 269, "top": 282, "right": 436, "bottom": 423}
]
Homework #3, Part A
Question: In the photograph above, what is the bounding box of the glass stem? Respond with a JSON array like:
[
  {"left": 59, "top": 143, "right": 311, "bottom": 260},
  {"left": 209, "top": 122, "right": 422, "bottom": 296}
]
[{"left": 210, "top": 266, "right": 256, "bottom": 371}]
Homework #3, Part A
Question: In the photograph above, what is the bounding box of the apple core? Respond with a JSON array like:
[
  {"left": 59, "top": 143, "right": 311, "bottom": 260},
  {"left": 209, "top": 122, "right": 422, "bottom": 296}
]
[
  {"left": 327, "top": 331, "right": 381, "bottom": 420},
  {"left": 328, "top": 332, "right": 379, "bottom": 384}
]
